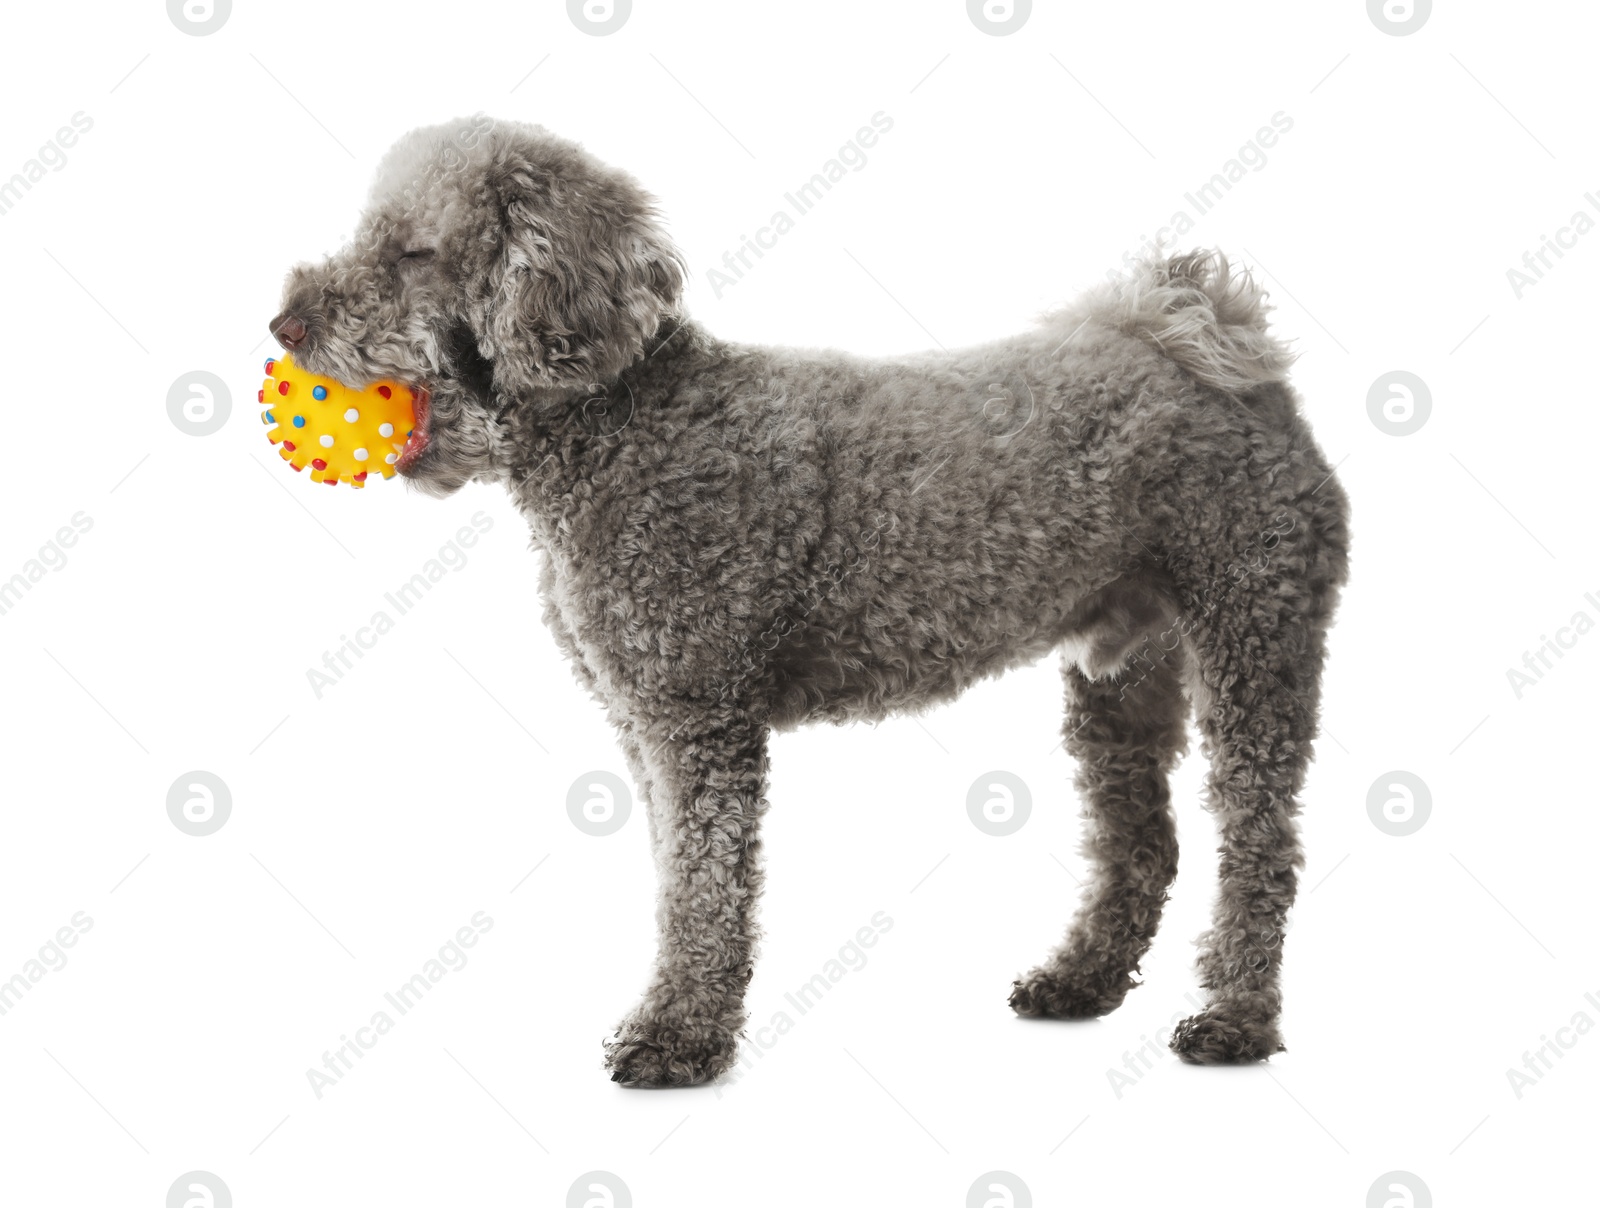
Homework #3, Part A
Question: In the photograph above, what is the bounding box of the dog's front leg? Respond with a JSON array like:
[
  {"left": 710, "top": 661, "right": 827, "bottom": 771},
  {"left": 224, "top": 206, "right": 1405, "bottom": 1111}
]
[{"left": 605, "top": 706, "right": 769, "bottom": 1087}]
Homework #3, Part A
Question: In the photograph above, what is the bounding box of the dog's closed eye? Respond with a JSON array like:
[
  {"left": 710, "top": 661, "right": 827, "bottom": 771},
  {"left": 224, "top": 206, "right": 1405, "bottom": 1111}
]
[{"left": 396, "top": 248, "right": 436, "bottom": 266}]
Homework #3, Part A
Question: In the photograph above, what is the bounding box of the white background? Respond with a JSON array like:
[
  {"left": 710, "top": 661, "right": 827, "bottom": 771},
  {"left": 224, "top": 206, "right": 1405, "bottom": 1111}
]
[{"left": 1, "top": 1, "right": 1595, "bottom": 1204}]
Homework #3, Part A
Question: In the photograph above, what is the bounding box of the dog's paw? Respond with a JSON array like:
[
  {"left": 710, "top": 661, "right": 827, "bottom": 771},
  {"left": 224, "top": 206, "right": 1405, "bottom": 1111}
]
[
  {"left": 1008, "top": 962, "right": 1138, "bottom": 1020},
  {"left": 1169, "top": 1003, "right": 1282, "bottom": 1064},
  {"left": 604, "top": 1012, "right": 738, "bottom": 1088}
]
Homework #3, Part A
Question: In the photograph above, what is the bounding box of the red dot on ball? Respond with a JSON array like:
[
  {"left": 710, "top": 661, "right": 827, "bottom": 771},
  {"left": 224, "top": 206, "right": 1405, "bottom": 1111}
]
[
  {"left": 257, "top": 389, "right": 264, "bottom": 403},
  {"left": 325, "top": 477, "right": 340, "bottom": 486},
  {"left": 312, "top": 458, "right": 327, "bottom": 470},
  {"left": 282, "top": 440, "right": 296, "bottom": 451},
  {"left": 354, "top": 471, "right": 368, "bottom": 481},
  {"left": 277, "top": 381, "right": 290, "bottom": 395},
  {"left": 377, "top": 385, "right": 392, "bottom": 399}
]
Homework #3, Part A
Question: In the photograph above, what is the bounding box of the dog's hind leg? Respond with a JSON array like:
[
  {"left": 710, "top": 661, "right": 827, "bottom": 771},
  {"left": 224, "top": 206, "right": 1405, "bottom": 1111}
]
[
  {"left": 1168, "top": 554, "right": 1340, "bottom": 1063},
  {"left": 1010, "top": 628, "right": 1188, "bottom": 1020},
  {"left": 604, "top": 708, "right": 769, "bottom": 1087}
]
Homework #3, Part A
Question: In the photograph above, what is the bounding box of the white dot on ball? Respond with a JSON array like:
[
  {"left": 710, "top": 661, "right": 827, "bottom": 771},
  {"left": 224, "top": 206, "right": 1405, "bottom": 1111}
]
[
  {"left": 384, "top": 453, "right": 398, "bottom": 464},
  {"left": 354, "top": 448, "right": 369, "bottom": 461},
  {"left": 344, "top": 408, "right": 360, "bottom": 423},
  {"left": 378, "top": 423, "right": 394, "bottom": 437},
  {"left": 319, "top": 434, "right": 334, "bottom": 448}
]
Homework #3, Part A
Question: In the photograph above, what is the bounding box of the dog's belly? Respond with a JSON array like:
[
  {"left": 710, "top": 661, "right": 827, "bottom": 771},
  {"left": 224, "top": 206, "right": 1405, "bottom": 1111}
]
[
  {"left": 764, "top": 560, "right": 1179, "bottom": 730},
  {"left": 765, "top": 579, "right": 1088, "bottom": 729}
]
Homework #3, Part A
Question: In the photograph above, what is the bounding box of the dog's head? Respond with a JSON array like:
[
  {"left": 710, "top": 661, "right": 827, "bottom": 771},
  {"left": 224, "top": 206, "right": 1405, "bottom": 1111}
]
[{"left": 268, "top": 115, "right": 685, "bottom": 496}]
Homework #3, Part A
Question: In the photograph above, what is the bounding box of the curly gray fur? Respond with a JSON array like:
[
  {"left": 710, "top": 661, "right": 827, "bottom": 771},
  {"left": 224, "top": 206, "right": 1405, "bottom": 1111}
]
[{"left": 272, "top": 115, "right": 1350, "bottom": 1085}]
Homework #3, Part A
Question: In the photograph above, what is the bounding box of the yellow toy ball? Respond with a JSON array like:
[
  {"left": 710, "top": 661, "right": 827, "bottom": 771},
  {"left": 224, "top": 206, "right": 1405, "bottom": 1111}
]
[{"left": 260, "top": 354, "right": 417, "bottom": 488}]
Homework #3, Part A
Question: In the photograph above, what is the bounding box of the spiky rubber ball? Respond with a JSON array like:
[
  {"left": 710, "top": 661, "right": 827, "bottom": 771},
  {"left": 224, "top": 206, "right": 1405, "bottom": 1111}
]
[{"left": 260, "top": 354, "right": 416, "bottom": 488}]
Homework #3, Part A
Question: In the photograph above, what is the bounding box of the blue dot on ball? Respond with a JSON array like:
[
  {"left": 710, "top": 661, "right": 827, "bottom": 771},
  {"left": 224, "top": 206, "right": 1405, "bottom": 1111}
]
[
  {"left": 293, "top": 415, "right": 306, "bottom": 427},
  {"left": 312, "top": 385, "right": 328, "bottom": 400},
  {"left": 263, "top": 410, "right": 275, "bottom": 424}
]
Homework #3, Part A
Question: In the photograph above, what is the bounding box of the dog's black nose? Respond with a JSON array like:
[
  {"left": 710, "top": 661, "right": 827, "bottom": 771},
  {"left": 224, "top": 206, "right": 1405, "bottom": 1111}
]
[{"left": 270, "top": 312, "right": 308, "bottom": 350}]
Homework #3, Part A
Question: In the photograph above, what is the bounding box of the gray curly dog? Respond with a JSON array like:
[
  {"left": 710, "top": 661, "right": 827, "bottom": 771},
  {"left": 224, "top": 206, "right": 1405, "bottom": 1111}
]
[{"left": 270, "top": 116, "right": 1349, "bottom": 1087}]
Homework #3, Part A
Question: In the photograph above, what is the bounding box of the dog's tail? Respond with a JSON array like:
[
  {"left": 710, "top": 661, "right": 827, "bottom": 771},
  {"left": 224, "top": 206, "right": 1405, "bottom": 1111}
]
[{"left": 1068, "top": 249, "right": 1294, "bottom": 395}]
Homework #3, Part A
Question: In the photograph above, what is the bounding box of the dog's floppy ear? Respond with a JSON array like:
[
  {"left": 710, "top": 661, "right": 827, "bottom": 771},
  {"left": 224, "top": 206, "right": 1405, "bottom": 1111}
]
[{"left": 482, "top": 153, "right": 684, "bottom": 396}]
